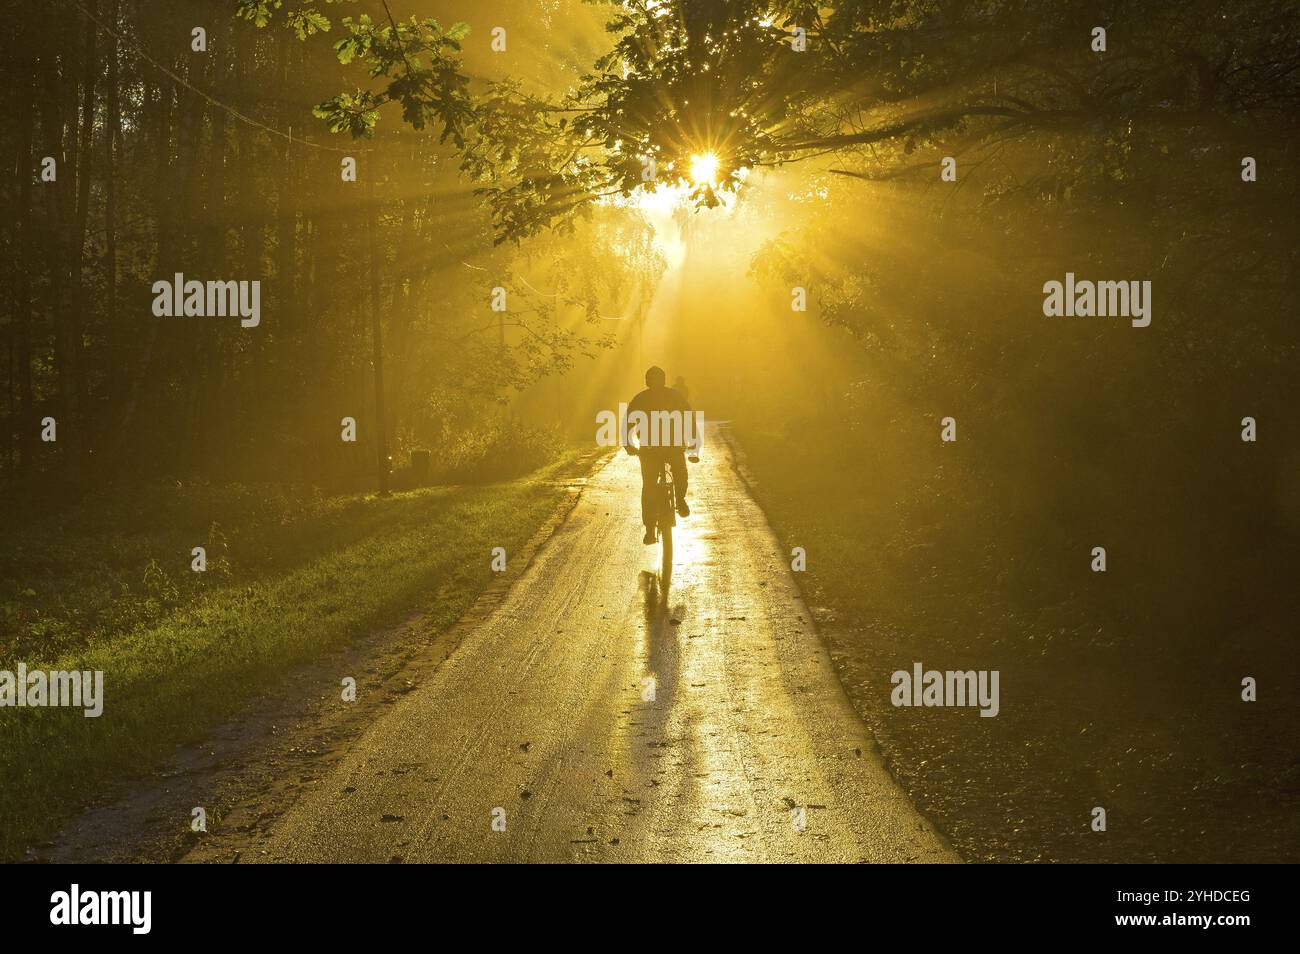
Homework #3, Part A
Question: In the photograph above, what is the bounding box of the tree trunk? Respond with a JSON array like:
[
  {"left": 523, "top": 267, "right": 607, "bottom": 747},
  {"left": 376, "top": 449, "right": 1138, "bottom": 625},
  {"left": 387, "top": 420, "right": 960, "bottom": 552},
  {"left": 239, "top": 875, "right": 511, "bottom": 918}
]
[
  {"left": 14, "top": 40, "right": 37, "bottom": 474},
  {"left": 69, "top": 0, "right": 99, "bottom": 449},
  {"left": 103, "top": 0, "right": 120, "bottom": 427},
  {"left": 366, "top": 165, "right": 391, "bottom": 496}
]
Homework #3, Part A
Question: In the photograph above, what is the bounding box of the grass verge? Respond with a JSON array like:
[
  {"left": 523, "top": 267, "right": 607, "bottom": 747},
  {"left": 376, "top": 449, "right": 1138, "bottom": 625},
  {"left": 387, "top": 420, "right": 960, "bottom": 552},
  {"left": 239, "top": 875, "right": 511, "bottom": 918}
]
[{"left": 0, "top": 453, "right": 584, "bottom": 860}]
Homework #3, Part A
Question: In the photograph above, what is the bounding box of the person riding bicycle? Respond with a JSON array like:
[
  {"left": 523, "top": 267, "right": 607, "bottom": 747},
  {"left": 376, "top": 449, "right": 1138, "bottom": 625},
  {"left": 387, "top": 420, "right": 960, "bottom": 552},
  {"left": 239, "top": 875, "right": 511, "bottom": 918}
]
[{"left": 624, "top": 366, "right": 694, "bottom": 545}]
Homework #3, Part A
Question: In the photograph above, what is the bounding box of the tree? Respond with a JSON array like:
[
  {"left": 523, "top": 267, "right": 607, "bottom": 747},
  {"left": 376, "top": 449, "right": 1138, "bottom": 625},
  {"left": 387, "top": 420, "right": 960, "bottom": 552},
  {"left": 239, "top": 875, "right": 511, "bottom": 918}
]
[{"left": 253, "top": 1, "right": 1300, "bottom": 243}]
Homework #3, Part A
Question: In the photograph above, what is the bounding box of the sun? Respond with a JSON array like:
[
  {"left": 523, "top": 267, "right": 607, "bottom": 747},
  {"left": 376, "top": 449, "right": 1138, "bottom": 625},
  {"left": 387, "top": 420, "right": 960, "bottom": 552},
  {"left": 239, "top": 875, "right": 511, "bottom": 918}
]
[
  {"left": 688, "top": 152, "right": 720, "bottom": 187},
  {"left": 614, "top": 152, "right": 749, "bottom": 216}
]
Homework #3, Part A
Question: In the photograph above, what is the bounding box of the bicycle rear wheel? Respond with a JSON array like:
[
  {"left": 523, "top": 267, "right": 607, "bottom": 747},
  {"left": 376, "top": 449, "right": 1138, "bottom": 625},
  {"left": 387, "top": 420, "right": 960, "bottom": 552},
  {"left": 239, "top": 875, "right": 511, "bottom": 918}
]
[
  {"left": 657, "top": 460, "right": 675, "bottom": 579},
  {"left": 660, "top": 520, "right": 672, "bottom": 576}
]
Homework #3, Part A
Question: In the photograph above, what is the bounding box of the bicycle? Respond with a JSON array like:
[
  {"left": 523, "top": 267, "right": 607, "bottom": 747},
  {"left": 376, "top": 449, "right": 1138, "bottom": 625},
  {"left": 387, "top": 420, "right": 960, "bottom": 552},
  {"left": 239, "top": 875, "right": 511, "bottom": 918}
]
[{"left": 628, "top": 443, "right": 698, "bottom": 579}]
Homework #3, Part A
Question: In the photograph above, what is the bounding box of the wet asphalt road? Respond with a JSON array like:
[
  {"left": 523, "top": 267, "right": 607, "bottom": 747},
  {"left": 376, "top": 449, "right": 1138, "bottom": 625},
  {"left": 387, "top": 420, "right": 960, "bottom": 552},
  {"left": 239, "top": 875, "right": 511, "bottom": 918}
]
[{"left": 210, "top": 426, "right": 956, "bottom": 863}]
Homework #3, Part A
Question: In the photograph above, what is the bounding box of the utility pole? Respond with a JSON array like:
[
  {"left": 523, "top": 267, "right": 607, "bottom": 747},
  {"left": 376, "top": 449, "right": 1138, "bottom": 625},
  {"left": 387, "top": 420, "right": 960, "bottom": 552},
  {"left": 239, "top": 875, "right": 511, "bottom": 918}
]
[{"left": 365, "top": 159, "right": 391, "bottom": 496}]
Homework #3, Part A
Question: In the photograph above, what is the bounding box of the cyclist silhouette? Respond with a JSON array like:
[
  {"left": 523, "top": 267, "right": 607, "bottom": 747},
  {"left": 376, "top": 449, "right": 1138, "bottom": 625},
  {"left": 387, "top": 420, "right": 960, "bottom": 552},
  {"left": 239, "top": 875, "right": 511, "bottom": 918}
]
[
  {"left": 672, "top": 375, "right": 692, "bottom": 407},
  {"left": 624, "top": 366, "right": 694, "bottom": 545}
]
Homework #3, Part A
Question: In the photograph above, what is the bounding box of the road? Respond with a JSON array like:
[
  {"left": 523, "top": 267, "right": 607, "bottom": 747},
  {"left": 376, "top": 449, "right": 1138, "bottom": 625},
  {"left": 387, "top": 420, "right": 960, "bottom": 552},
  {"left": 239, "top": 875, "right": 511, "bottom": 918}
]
[{"left": 194, "top": 425, "right": 956, "bottom": 863}]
